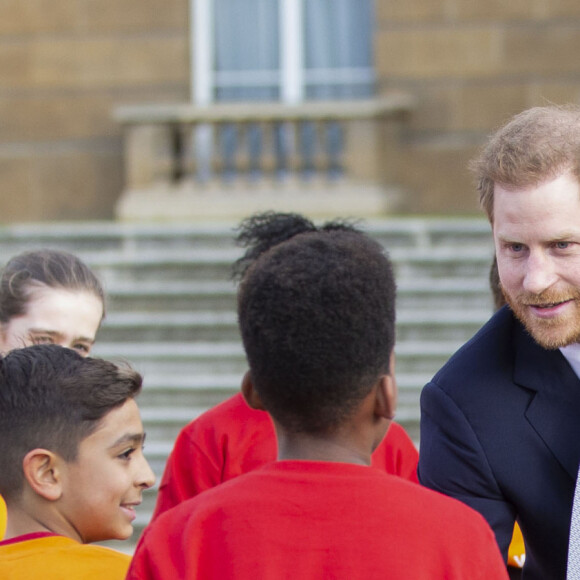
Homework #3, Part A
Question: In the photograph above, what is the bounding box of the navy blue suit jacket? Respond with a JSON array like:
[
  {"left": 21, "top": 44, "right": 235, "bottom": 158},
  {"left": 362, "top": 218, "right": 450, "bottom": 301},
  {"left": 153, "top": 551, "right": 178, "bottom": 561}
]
[{"left": 419, "top": 306, "right": 580, "bottom": 579}]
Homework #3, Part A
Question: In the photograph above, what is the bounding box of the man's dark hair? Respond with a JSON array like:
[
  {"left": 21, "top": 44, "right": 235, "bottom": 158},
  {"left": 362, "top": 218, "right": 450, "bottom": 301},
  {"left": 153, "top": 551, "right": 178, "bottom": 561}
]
[
  {"left": 0, "top": 344, "right": 142, "bottom": 499},
  {"left": 237, "top": 216, "right": 396, "bottom": 435}
]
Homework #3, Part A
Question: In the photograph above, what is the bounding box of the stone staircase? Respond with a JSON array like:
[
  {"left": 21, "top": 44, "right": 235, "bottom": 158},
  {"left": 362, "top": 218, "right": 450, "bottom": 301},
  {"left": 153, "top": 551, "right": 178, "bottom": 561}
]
[{"left": 0, "top": 217, "right": 495, "bottom": 552}]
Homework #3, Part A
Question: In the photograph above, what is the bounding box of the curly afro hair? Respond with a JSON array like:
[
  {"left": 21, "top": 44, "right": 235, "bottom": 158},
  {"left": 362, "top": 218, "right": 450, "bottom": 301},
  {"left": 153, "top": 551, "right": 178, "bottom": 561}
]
[{"left": 237, "top": 217, "right": 396, "bottom": 435}]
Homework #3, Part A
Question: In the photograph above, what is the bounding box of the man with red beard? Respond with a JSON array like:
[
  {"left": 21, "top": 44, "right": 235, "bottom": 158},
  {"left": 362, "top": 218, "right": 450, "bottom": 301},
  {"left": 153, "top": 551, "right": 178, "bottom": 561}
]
[{"left": 418, "top": 105, "right": 580, "bottom": 580}]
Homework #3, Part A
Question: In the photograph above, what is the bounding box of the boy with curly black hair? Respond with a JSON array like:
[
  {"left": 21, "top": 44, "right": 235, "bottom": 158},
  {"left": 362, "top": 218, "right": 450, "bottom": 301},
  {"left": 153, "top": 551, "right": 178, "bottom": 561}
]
[
  {"left": 131, "top": 220, "right": 506, "bottom": 579},
  {"left": 152, "top": 213, "right": 419, "bottom": 520}
]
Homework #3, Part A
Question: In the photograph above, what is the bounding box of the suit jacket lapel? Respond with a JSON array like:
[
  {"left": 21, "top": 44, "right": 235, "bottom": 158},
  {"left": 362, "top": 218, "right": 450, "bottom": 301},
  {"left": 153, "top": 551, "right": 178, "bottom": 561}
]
[{"left": 514, "top": 323, "right": 580, "bottom": 480}]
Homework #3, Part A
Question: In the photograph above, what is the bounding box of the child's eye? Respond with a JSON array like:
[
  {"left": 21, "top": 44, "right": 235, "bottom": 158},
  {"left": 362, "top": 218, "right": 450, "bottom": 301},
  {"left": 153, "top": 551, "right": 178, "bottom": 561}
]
[
  {"left": 73, "top": 343, "right": 91, "bottom": 355},
  {"left": 119, "top": 448, "right": 136, "bottom": 461}
]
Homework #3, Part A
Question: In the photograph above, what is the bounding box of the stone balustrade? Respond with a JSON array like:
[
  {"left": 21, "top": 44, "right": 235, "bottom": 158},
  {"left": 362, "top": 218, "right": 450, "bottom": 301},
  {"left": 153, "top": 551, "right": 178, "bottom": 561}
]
[{"left": 113, "top": 94, "right": 415, "bottom": 221}]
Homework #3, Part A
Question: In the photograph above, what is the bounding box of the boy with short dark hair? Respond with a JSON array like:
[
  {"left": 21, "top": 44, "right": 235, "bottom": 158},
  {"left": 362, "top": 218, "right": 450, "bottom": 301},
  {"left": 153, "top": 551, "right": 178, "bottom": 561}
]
[
  {"left": 152, "top": 213, "right": 419, "bottom": 519},
  {"left": 0, "top": 344, "right": 155, "bottom": 579},
  {"left": 129, "top": 225, "right": 507, "bottom": 579}
]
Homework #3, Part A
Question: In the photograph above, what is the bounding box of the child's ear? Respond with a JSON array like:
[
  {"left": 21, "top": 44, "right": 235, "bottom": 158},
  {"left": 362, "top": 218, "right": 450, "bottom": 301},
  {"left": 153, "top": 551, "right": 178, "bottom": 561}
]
[
  {"left": 22, "top": 449, "right": 63, "bottom": 502},
  {"left": 375, "top": 354, "right": 398, "bottom": 421},
  {"left": 241, "top": 370, "right": 266, "bottom": 411}
]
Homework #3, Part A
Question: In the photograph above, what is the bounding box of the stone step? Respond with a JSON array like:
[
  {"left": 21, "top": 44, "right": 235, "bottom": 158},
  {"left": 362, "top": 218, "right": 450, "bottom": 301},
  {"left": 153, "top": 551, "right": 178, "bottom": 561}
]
[
  {"left": 86, "top": 253, "right": 495, "bottom": 291},
  {"left": 86, "top": 245, "right": 494, "bottom": 268},
  {"left": 95, "top": 307, "right": 491, "bottom": 343},
  {"left": 94, "top": 337, "right": 466, "bottom": 360},
  {"left": 105, "top": 277, "right": 492, "bottom": 311},
  {"left": 0, "top": 217, "right": 491, "bottom": 246}
]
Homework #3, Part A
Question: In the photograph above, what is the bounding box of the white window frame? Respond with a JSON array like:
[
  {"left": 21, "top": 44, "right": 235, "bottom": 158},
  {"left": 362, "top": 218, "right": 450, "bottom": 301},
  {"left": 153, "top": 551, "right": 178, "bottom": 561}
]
[{"left": 190, "top": 0, "right": 373, "bottom": 105}]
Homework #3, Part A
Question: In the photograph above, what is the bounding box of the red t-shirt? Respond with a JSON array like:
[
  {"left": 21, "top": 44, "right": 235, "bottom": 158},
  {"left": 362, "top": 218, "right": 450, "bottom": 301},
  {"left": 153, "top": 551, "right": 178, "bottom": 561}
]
[
  {"left": 131, "top": 461, "right": 508, "bottom": 580},
  {"left": 153, "top": 392, "right": 419, "bottom": 519}
]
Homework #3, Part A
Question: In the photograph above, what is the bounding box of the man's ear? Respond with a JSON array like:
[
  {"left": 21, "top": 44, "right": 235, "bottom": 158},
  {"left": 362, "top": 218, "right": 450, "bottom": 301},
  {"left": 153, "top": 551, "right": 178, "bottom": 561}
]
[
  {"left": 241, "top": 370, "right": 266, "bottom": 411},
  {"left": 22, "top": 449, "right": 63, "bottom": 502}
]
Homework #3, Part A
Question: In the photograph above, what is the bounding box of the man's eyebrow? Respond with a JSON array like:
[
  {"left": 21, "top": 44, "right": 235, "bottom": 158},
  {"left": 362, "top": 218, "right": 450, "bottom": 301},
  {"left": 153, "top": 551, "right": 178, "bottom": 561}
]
[
  {"left": 551, "top": 232, "right": 577, "bottom": 241},
  {"left": 109, "top": 433, "right": 146, "bottom": 449},
  {"left": 495, "top": 234, "right": 519, "bottom": 243}
]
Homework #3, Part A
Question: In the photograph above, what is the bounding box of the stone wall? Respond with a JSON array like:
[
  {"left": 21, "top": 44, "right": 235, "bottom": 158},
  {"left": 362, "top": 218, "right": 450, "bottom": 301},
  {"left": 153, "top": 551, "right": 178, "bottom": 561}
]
[
  {"left": 2, "top": 0, "right": 580, "bottom": 220},
  {"left": 376, "top": 0, "right": 580, "bottom": 213},
  {"left": 0, "top": 0, "right": 190, "bottom": 221}
]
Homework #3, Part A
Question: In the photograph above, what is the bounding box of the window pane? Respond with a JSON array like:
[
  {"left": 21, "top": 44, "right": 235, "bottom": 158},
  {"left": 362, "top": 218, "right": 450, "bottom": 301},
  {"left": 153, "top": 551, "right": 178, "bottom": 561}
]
[
  {"left": 303, "top": 0, "right": 374, "bottom": 99},
  {"left": 214, "top": 0, "right": 280, "bottom": 101}
]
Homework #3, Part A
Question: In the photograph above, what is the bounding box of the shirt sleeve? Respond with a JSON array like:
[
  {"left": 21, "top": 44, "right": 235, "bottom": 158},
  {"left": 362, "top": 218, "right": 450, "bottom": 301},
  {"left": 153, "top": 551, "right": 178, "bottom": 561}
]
[
  {"left": 372, "top": 422, "right": 419, "bottom": 483},
  {"left": 151, "top": 423, "right": 222, "bottom": 521},
  {"left": 126, "top": 528, "right": 157, "bottom": 580}
]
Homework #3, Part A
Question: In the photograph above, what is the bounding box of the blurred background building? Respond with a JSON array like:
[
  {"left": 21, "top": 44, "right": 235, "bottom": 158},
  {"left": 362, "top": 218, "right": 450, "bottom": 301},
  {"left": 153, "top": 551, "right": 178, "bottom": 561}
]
[
  {"left": 3, "top": 0, "right": 580, "bottom": 551},
  {"left": 4, "top": 0, "right": 580, "bottom": 222}
]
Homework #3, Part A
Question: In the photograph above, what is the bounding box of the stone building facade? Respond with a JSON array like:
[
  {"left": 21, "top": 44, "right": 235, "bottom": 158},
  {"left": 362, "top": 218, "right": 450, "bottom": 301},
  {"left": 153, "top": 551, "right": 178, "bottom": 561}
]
[{"left": 2, "top": 0, "right": 580, "bottom": 221}]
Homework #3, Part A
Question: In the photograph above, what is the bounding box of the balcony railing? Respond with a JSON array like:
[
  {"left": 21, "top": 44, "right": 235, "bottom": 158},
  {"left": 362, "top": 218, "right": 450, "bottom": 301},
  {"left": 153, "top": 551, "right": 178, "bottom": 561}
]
[{"left": 113, "top": 94, "right": 415, "bottom": 220}]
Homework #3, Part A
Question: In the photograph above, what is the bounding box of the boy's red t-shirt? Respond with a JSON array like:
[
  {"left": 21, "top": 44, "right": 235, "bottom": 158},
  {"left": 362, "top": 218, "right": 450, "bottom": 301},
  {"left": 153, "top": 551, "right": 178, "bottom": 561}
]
[
  {"left": 153, "top": 392, "right": 419, "bottom": 519},
  {"left": 131, "top": 461, "right": 508, "bottom": 580}
]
